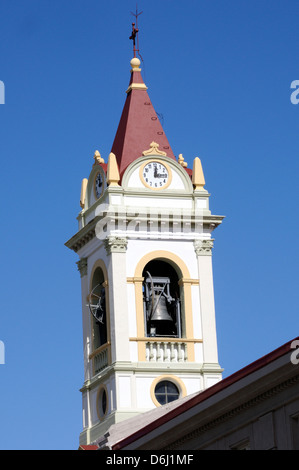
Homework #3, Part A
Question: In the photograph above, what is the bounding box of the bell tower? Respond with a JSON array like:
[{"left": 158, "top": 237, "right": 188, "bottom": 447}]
[{"left": 66, "top": 28, "right": 224, "bottom": 446}]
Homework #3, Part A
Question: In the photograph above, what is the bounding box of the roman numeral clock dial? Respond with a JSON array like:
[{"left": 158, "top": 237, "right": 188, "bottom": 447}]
[{"left": 140, "top": 160, "right": 172, "bottom": 190}]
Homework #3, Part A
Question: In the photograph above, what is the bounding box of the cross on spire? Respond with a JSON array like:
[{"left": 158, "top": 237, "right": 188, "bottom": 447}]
[
  {"left": 129, "top": 6, "right": 143, "bottom": 58},
  {"left": 129, "top": 23, "right": 139, "bottom": 57}
]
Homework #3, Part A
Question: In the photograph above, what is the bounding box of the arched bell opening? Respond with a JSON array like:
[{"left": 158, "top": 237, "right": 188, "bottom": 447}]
[
  {"left": 142, "top": 260, "right": 183, "bottom": 338},
  {"left": 89, "top": 267, "right": 108, "bottom": 349}
]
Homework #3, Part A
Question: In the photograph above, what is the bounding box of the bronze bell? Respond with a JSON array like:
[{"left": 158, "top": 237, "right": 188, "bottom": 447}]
[{"left": 150, "top": 295, "right": 173, "bottom": 322}]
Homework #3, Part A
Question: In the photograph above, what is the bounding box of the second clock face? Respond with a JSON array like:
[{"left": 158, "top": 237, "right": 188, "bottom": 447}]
[
  {"left": 95, "top": 171, "right": 104, "bottom": 198},
  {"left": 141, "top": 161, "right": 171, "bottom": 190}
]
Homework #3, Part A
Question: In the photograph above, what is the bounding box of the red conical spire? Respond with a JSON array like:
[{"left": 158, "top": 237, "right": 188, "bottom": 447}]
[{"left": 111, "top": 57, "right": 176, "bottom": 178}]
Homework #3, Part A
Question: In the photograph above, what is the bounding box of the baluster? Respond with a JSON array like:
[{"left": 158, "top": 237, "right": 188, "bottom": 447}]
[
  {"left": 156, "top": 342, "right": 161, "bottom": 362},
  {"left": 149, "top": 342, "right": 154, "bottom": 362},
  {"left": 178, "top": 343, "right": 182, "bottom": 362},
  {"left": 170, "top": 342, "right": 175, "bottom": 362},
  {"left": 163, "top": 342, "right": 168, "bottom": 362},
  {"left": 184, "top": 343, "right": 188, "bottom": 362}
]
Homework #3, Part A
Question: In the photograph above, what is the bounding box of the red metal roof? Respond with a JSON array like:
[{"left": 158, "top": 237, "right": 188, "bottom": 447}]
[
  {"left": 112, "top": 336, "right": 299, "bottom": 450},
  {"left": 78, "top": 444, "right": 98, "bottom": 450},
  {"left": 111, "top": 63, "right": 176, "bottom": 178}
]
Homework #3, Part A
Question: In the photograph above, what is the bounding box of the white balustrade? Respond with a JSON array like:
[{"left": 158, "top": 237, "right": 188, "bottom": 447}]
[{"left": 145, "top": 341, "right": 188, "bottom": 363}]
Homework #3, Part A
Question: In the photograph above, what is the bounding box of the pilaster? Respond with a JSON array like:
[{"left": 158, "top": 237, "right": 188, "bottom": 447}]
[
  {"left": 194, "top": 239, "right": 220, "bottom": 366},
  {"left": 105, "top": 236, "right": 130, "bottom": 363},
  {"left": 76, "top": 257, "right": 92, "bottom": 382}
]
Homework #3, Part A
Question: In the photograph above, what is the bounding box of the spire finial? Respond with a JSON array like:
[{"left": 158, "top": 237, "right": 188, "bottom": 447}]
[
  {"left": 129, "top": 6, "right": 143, "bottom": 58},
  {"left": 192, "top": 157, "right": 206, "bottom": 191}
]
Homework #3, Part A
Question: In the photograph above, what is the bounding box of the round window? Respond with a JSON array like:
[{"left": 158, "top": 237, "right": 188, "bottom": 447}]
[{"left": 154, "top": 380, "right": 180, "bottom": 405}]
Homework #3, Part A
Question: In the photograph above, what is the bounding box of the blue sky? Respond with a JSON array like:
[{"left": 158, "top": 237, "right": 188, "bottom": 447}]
[{"left": 0, "top": 0, "right": 298, "bottom": 450}]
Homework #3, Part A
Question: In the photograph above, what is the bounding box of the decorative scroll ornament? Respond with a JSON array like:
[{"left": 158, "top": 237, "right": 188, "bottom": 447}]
[
  {"left": 178, "top": 154, "right": 188, "bottom": 168},
  {"left": 94, "top": 150, "right": 105, "bottom": 165},
  {"left": 142, "top": 141, "right": 167, "bottom": 157}
]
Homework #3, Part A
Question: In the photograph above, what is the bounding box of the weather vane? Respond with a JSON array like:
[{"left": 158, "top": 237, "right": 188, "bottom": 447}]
[{"left": 129, "top": 6, "right": 143, "bottom": 59}]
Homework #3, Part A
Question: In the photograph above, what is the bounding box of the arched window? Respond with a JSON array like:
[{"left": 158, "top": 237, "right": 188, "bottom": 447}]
[
  {"left": 89, "top": 267, "right": 108, "bottom": 349},
  {"left": 142, "top": 260, "right": 182, "bottom": 338}
]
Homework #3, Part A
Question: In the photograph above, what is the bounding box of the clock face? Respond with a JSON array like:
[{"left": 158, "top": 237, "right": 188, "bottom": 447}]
[
  {"left": 140, "top": 161, "right": 171, "bottom": 190},
  {"left": 95, "top": 171, "right": 103, "bottom": 198}
]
